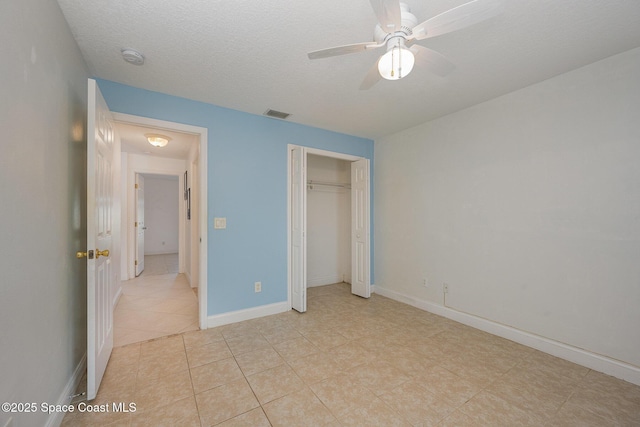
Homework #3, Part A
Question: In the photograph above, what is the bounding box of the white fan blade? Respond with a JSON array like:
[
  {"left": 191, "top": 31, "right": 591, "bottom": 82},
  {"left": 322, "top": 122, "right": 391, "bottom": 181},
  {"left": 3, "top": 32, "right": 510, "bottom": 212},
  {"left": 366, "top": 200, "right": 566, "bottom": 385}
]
[
  {"left": 410, "top": 45, "right": 455, "bottom": 77},
  {"left": 412, "top": 0, "right": 503, "bottom": 41},
  {"left": 308, "top": 42, "right": 381, "bottom": 60},
  {"left": 369, "top": 0, "right": 401, "bottom": 33},
  {"left": 359, "top": 61, "right": 382, "bottom": 90}
]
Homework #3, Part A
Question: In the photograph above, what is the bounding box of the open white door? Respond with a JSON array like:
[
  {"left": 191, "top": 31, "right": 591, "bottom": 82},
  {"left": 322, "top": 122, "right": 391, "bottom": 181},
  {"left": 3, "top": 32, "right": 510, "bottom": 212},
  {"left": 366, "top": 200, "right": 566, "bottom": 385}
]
[
  {"left": 351, "top": 159, "right": 370, "bottom": 298},
  {"left": 135, "top": 174, "right": 145, "bottom": 276},
  {"left": 86, "top": 79, "right": 115, "bottom": 400},
  {"left": 290, "top": 146, "right": 307, "bottom": 312}
]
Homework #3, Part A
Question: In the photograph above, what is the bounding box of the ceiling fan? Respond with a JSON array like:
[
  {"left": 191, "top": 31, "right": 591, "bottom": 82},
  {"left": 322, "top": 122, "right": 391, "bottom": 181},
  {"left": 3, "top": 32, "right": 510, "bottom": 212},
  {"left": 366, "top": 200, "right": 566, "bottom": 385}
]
[{"left": 307, "top": 0, "right": 503, "bottom": 89}]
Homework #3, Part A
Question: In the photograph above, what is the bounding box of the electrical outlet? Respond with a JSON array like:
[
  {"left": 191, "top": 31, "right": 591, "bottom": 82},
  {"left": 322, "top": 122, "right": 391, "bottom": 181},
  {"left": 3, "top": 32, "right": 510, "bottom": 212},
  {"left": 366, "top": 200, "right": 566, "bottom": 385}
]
[
  {"left": 254, "top": 281, "right": 262, "bottom": 293},
  {"left": 443, "top": 283, "right": 449, "bottom": 294},
  {"left": 423, "top": 278, "right": 428, "bottom": 288}
]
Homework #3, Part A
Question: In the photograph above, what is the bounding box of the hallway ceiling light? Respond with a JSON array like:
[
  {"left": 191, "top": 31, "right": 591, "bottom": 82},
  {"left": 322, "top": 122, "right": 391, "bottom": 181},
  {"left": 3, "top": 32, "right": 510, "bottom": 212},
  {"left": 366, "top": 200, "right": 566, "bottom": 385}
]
[{"left": 145, "top": 133, "right": 171, "bottom": 147}]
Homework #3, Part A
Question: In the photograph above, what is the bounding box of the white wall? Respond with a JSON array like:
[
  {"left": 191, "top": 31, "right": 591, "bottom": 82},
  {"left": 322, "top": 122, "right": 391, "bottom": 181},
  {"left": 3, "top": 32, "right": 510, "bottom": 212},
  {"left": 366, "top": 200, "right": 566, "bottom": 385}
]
[
  {"left": 375, "top": 47, "right": 640, "bottom": 374},
  {"left": 143, "top": 175, "right": 180, "bottom": 255},
  {"left": 307, "top": 155, "right": 351, "bottom": 286},
  {"left": 0, "top": 0, "right": 90, "bottom": 425}
]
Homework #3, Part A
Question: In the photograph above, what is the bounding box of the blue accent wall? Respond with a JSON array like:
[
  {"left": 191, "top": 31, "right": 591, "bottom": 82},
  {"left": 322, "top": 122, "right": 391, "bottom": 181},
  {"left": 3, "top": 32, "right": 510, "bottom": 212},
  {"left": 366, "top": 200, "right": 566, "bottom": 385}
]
[{"left": 97, "top": 80, "right": 374, "bottom": 315}]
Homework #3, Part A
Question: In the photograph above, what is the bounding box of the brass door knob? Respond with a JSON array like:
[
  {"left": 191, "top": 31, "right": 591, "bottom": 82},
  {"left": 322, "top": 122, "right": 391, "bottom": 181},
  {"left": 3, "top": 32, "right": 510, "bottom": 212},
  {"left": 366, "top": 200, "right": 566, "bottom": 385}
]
[
  {"left": 76, "top": 251, "right": 88, "bottom": 259},
  {"left": 96, "top": 249, "right": 110, "bottom": 258}
]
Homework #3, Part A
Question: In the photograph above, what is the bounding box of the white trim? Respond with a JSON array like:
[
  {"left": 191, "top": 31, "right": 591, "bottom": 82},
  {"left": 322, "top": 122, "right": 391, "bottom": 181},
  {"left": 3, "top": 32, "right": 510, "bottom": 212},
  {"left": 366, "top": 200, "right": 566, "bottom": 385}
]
[
  {"left": 111, "top": 112, "right": 208, "bottom": 330},
  {"left": 304, "top": 146, "right": 363, "bottom": 162},
  {"left": 207, "top": 302, "right": 289, "bottom": 328},
  {"left": 373, "top": 286, "right": 640, "bottom": 386},
  {"left": 112, "top": 113, "right": 206, "bottom": 135},
  {"left": 45, "top": 353, "right": 87, "bottom": 427},
  {"left": 198, "top": 130, "right": 208, "bottom": 330},
  {"left": 307, "top": 275, "right": 345, "bottom": 287}
]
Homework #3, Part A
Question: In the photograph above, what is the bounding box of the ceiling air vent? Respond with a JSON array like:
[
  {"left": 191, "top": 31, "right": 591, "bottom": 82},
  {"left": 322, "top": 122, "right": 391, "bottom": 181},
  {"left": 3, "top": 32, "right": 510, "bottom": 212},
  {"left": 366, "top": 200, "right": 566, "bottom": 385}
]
[{"left": 264, "top": 109, "right": 291, "bottom": 120}]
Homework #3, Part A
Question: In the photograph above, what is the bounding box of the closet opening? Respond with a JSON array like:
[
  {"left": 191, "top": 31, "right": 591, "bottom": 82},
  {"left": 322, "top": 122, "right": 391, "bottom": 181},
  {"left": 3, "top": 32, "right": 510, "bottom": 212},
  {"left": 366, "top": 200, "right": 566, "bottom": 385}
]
[
  {"left": 288, "top": 145, "right": 371, "bottom": 313},
  {"left": 307, "top": 154, "right": 352, "bottom": 288}
]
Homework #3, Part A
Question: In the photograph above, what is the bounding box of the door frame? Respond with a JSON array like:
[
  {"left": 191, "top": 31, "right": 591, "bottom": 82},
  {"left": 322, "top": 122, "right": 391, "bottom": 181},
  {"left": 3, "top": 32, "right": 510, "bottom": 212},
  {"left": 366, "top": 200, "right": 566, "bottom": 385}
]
[
  {"left": 287, "top": 144, "right": 371, "bottom": 309},
  {"left": 133, "top": 172, "right": 182, "bottom": 276},
  {"left": 134, "top": 173, "right": 145, "bottom": 277},
  {"left": 113, "top": 112, "right": 209, "bottom": 330}
]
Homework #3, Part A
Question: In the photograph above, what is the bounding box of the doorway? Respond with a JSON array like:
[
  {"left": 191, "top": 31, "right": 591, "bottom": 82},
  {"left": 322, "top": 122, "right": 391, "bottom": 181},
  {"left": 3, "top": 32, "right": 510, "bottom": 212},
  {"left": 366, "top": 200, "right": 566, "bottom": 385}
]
[
  {"left": 288, "top": 145, "right": 371, "bottom": 313},
  {"left": 306, "top": 154, "right": 352, "bottom": 287},
  {"left": 135, "top": 173, "right": 180, "bottom": 277},
  {"left": 113, "top": 113, "right": 208, "bottom": 333}
]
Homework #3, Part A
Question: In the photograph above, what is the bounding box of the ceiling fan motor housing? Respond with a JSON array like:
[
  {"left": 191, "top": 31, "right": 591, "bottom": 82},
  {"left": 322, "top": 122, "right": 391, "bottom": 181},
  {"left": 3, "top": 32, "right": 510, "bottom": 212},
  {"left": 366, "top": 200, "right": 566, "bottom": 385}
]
[{"left": 374, "top": 2, "right": 418, "bottom": 44}]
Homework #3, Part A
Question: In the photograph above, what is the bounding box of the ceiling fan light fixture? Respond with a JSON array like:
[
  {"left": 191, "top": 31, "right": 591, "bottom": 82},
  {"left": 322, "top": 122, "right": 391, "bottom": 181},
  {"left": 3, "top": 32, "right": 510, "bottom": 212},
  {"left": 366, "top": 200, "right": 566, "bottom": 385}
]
[
  {"left": 378, "top": 39, "right": 414, "bottom": 81},
  {"left": 145, "top": 133, "right": 171, "bottom": 148}
]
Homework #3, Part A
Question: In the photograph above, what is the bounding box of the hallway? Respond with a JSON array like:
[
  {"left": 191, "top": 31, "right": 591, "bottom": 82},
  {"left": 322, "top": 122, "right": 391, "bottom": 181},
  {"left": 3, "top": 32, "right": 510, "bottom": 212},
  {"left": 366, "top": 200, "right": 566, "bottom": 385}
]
[{"left": 114, "top": 254, "right": 199, "bottom": 347}]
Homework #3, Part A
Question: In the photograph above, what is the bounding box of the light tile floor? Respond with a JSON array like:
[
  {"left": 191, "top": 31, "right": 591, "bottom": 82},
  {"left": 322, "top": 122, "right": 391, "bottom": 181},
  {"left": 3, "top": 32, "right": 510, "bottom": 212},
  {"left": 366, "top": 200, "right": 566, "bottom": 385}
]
[
  {"left": 139, "top": 253, "right": 180, "bottom": 277},
  {"left": 63, "top": 283, "right": 640, "bottom": 426},
  {"left": 114, "top": 254, "right": 199, "bottom": 347}
]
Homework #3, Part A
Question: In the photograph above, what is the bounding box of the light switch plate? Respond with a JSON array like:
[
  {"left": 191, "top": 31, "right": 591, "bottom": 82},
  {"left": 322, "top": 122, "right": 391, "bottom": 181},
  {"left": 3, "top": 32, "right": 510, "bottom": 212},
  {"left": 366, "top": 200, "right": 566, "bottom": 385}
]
[{"left": 214, "top": 217, "right": 226, "bottom": 229}]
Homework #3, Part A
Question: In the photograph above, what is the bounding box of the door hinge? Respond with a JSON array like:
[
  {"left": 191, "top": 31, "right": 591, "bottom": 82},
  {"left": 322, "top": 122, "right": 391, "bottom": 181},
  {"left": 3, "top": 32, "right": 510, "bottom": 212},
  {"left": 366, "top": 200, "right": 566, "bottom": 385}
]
[
  {"left": 135, "top": 183, "right": 139, "bottom": 189},
  {"left": 135, "top": 260, "right": 138, "bottom": 266},
  {"left": 135, "top": 222, "right": 138, "bottom": 227}
]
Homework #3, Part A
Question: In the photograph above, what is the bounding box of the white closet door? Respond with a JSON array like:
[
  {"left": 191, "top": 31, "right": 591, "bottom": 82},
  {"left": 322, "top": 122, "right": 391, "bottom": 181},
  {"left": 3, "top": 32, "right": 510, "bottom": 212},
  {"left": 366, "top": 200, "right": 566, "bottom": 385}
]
[
  {"left": 291, "top": 146, "right": 307, "bottom": 312},
  {"left": 351, "top": 158, "right": 370, "bottom": 298}
]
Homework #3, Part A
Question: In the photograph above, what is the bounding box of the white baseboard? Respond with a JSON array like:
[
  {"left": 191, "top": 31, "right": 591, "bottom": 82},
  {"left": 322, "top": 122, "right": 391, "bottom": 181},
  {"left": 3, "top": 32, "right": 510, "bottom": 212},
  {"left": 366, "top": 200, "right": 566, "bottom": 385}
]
[
  {"left": 207, "top": 302, "right": 290, "bottom": 328},
  {"left": 45, "top": 353, "right": 86, "bottom": 427},
  {"left": 307, "top": 274, "right": 345, "bottom": 287},
  {"left": 373, "top": 286, "right": 640, "bottom": 386}
]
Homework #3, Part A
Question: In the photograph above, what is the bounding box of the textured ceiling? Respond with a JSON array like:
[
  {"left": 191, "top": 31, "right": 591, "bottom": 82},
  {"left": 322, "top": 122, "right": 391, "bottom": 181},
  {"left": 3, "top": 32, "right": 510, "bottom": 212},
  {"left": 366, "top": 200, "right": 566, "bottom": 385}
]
[{"left": 57, "top": 0, "right": 640, "bottom": 139}]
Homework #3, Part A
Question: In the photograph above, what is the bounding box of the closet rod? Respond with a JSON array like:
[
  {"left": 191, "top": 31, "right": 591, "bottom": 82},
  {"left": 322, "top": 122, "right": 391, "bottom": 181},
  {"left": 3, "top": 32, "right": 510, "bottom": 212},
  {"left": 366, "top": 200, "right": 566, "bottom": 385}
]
[{"left": 307, "top": 180, "right": 351, "bottom": 189}]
